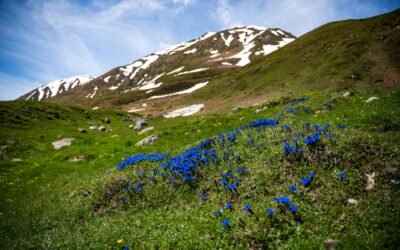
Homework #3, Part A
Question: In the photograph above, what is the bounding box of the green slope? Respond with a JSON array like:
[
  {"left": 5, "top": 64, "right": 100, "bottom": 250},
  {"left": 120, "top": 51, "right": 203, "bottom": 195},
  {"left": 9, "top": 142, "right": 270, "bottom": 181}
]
[
  {"left": 1, "top": 88, "right": 400, "bottom": 248},
  {"left": 166, "top": 9, "right": 400, "bottom": 114}
]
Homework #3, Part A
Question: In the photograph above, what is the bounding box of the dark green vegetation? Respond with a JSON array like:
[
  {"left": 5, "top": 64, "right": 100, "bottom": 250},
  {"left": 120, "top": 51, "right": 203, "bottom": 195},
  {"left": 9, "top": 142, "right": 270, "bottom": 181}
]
[{"left": 1, "top": 89, "right": 400, "bottom": 249}]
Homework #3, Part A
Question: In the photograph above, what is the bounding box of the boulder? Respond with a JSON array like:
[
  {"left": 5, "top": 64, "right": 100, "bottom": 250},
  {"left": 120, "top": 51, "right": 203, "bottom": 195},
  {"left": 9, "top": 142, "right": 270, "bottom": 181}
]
[
  {"left": 69, "top": 155, "right": 85, "bottom": 162},
  {"left": 78, "top": 128, "right": 87, "bottom": 134},
  {"left": 134, "top": 118, "right": 147, "bottom": 130},
  {"left": 342, "top": 91, "right": 352, "bottom": 97},
  {"left": 138, "top": 126, "right": 155, "bottom": 135},
  {"left": 103, "top": 117, "right": 111, "bottom": 124},
  {"left": 256, "top": 106, "right": 268, "bottom": 113},
  {"left": 129, "top": 124, "right": 134, "bottom": 129},
  {"left": 98, "top": 126, "right": 106, "bottom": 131},
  {"left": 89, "top": 125, "right": 97, "bottom": 130},
  {"left": 365, "top": 96, "right": 379, "bottom": 103},
  {"left": 52, "top": 138, "right": 75, "bottom": 149},
  {"left": 136, "top": 134, "right": 159, "bottom": 146},
  {"left": 232, "top": 106, "right": 246, "bottom": 112}
]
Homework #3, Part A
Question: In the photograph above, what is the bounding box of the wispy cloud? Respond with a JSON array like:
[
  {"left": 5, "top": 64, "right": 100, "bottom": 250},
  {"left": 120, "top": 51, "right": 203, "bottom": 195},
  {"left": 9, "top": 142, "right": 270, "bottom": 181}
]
[{"left": 213, "top": 0, "right": 399, "bottom": 36}]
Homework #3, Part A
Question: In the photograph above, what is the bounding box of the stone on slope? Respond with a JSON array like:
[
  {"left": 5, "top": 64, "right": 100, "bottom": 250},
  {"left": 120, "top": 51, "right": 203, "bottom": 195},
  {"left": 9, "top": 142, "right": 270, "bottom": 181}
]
[
  {"left": 98, "top": 126, "right": 107, "bottom": 131},
  {"left": 103, "top": 117, "right": 111, "bottom": 124},
  {"left": 89, "top": 125, "right": 97, "bottom": 130},
  {"left": 78, "top": 128, "right": 87, "bottom": 134},
  {"left": 365, "top": 96, "right": 379, "bottom": 103},
  {"left": 136, "top": 134, "right": 159, "bottom": 146},
  {"left": 134, "top": 118, "right": 147, "bottom": 130},
  {"left": 52, "top": 138, "right": 75, "bottom": 149},
  {"left": 342, "top": 91, "right": 352, "bottom": 97},
  {"left": 138, "top": 126, "right": 155, "bottom": 135}
]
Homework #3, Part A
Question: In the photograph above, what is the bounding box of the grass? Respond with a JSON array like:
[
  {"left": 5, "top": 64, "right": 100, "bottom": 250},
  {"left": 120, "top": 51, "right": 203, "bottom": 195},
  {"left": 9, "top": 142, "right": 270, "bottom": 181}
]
[{"left": 1, "top": 89, "right": 399, "bottom": 249}]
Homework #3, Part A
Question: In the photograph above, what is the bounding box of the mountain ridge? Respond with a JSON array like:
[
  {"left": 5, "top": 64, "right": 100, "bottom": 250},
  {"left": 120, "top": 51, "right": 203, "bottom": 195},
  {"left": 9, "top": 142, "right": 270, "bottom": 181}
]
[{"left": 19, "top": 25, "right": 296, "bottom": 108}]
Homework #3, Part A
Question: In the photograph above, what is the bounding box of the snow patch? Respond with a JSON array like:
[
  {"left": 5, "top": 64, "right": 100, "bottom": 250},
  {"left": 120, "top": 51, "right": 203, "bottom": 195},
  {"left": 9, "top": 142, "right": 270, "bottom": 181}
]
[
  {"left": 176, "top": 68, "right": 208, "bottom": 76},
  {"left": 86, "top": 85, "right": 98, "bottom": 99},
  {"left": 104, "top": 75, "right": 111, "bottom": 83},
  {"left": 128, "top": 107, "right": 145, "bottom": 113},
  {"left": 149, "top": 81, "right": 209, "bottom": 99},
  {"left": 229, "top": 29, "right": 265, "bottom": 66},
  {"left": 221, "top": 33, "right": 234, "bottom": 46},
  {"left": 222, "top": 62, "right": 232, "bottom": 66},
  {"left": 167, "top": 66, "right": 185, "bottom": 75},
  {"left": 256, "top": 37, "right": 295, "bottom": 56},
  {"left": 164, "top": 104, "right": 204, "bottom": 118},
  {"left": 184, "top": 48, "right": 197, "bottom": 54},
  {"left": 138, "top": 73, "right": 165, "bottom": 90}
]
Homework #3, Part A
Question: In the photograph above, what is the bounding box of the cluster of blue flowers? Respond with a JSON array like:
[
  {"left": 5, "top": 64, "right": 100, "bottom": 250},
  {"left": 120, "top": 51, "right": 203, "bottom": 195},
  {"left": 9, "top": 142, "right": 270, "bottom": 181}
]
[
  {"left": 281, "top": 122, "right": 347, "bottom": 156},
  {"left": 117, "top": 153, "right": 169, "bottom": 171}
]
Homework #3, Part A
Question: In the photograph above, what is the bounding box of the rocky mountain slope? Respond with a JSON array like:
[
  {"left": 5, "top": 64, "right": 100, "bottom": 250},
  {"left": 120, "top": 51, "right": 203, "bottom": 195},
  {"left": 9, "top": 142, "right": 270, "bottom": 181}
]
[
  {"left": 19, "top": 26, "right": 295, "bottom": 110},
  {"left": 21, "top": 75, "right": 94, "bottom": 101}
]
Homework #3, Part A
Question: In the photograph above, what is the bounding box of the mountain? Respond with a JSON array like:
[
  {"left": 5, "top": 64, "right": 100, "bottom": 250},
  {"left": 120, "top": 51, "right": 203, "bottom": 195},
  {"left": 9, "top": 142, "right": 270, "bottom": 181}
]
[
  {"left": 20, "top": 75, "right": 94, "bottom": 101},
  {"left": 19, "top": 26, "right": 296, "bottom": 109},
  {"left": 19, "top": 9, "right": 399, "bottom": 116}
]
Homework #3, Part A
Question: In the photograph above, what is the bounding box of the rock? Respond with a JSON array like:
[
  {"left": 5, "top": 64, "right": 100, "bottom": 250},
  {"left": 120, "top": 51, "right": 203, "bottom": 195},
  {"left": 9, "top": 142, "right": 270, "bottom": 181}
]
[
  {"left": 232, "top": 106, "right": 246, "bottom": 112},
  {"left": 78, "top": 128, "right": 87, "bottom": 134},
  {"left": 134, "top": 118, "right": 147, "bottom": 130},
  {"left": 129, "top": 124, "right": 134, "bottom": 129},
  {"left": 1, "top": 145, "right": 7, "bottom": 160},
  {"left": 365, "top": 96, "right": 379, "bottom": 103},
  {"left": 103, "top": 117, "right": 111, "bottom": 124},
  {"left": 366, "top": 172, "right": 376, "bottom": 191},
  {"left": 11, "top": 158, "right": 22, "bottom": 163},
  {"left": 342, "top": 91, "right": 352, "bottom": 97},
  {"left": 52, "top": 138, "right": 75, "bottom": 149},
  {"left": 347, "top": 198, "right": 358, "bottom": 205},
  {"left": 136, "top": 134, "right": 160, "bottom": 146},
  {"left": 98, "top": 126, "right": 106, "bottom": 131},
  {"left": 325, "top": 239, "right": 337, "bottom": 249},
  {"left": 123, "top": 115, "right": 136, "bottom": 121},
  {"left": 138, "top": 126, "right": 155, "bottom": 135},
  {"left": 69, "top": 155, "right": 85, "bottom": 162},
  {"left": 256, "top": 106, "right": 268, "bottom": 113},
  {"left": 89, "top": 125, "right": 97, "bottom": 130}
]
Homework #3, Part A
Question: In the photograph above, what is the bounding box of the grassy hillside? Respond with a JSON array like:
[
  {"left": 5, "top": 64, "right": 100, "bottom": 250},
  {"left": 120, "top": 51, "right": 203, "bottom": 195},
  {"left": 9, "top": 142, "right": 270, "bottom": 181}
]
[{"left": 1, "top": 88, "right": 399, "bottom": 248}]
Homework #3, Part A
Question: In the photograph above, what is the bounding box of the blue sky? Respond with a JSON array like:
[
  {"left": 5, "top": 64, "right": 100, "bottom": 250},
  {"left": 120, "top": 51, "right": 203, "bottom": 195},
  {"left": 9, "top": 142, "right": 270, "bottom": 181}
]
[{"left": 0, "top": 0, "right": 399, "bottom": 100}]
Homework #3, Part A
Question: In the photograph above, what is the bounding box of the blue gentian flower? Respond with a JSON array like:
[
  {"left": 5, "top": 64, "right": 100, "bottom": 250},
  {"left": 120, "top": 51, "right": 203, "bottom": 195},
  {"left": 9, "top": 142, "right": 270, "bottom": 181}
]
[
  {"left": 267, "top": 209, "right": 275, "bottom": 216},
  {"left": 289, "top": 205, "right": 298, "bottom": 213},
  {"left": 326, "top": 134, "right": 334, "bottom": 139},
  {"left": 338, "top": 172, "right": 346, "bottom": 180},
  {"left": 337, "top": 124, "right": 347, "bottom": 129},
  {"left": 243, "top": 204, "right": 251, "bottom": 212},
  {"left": 301, "top": 177, "right": 312, "bottom": 186},
  {"left": 222, "top": 219, "right": 231, "bottom": 227},
  {"left": 215, "top": 210, "right": 222, "bottom": 216},
  {"left": 274, "top": 196, "right": 291, "bottom": 205},
  {"left": 289, "top": 185, "right": 297, "bottom": 193},
  {"left": 226, "top": 203, "right": 233, "bottom": 209},
  {"left": 199, "top": 194, "right": 206, "bottom": 200}
]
